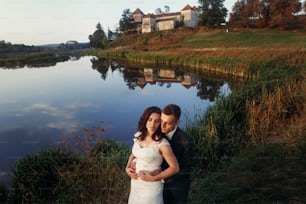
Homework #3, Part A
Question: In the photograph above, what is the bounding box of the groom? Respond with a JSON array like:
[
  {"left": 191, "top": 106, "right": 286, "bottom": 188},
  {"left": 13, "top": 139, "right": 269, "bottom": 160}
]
[{"left": 160, "top": 104, "right": 194, "bottom": 204}]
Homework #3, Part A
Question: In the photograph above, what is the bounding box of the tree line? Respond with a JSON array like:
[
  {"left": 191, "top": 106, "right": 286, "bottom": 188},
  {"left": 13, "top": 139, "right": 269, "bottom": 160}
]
[
  {"left": 0, "top": 40, "right": 43, "bottom": 54},
  {"left": 229, "top": 0, "right": 306, "bottom": 29},
  {"left": 88, "top": 0, "right": 305, "bottom": 49},
  {"left": 0, "top": 40, "right": 89, "bottom": 54}
]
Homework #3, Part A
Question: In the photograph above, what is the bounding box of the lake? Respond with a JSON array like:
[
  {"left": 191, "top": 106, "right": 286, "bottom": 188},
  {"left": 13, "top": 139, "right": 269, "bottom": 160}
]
[{"left": 0, "top": 55, "right": 234, "bottom": 185}]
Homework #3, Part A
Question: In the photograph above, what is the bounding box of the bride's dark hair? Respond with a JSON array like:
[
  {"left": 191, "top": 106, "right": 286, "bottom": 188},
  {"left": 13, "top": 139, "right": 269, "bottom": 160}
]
[{"left": 136, "top": 106, "right": 164, "bottom": 141}]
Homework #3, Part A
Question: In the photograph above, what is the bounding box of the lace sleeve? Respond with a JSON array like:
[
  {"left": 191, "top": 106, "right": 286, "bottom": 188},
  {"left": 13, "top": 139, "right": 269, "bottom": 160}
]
[{"left": 157, "top": 138, "right": 170, "bottom": 148}]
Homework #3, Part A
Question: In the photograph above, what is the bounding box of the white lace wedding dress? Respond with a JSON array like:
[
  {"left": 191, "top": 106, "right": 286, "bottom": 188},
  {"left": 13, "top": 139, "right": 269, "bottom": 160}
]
[{"left": 128, "top": 135, "right": 169, "bottom": 204}]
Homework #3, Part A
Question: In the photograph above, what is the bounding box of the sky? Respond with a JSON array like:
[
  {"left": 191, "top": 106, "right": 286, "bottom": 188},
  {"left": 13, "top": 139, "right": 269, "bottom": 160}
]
[{"left": 0, "top": 0, "right": 236, "bottom": 45}]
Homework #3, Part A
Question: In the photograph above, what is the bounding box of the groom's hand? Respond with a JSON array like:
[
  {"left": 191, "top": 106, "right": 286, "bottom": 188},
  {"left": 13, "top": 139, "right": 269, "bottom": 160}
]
[
  {"left": 151, "top": 169, "right": 161, "bottom": 176},
  {"left": 138, "top": 170, "right": 156, "bottom": 182}
]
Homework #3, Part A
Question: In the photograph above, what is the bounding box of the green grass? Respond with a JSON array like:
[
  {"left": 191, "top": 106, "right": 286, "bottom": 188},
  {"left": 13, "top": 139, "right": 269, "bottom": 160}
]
[{"left": 179, "top": 30, "right": 306, "bottom": 48}]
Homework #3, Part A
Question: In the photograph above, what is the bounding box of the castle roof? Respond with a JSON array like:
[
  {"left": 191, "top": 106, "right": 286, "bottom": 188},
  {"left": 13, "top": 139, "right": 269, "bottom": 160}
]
[
  {"left": 143, "top": 12, "right": 180, "bottom": 20},
  {"left": 154, "top": 12, "right": 181, "bottom": 18},
  {"left": 143, "top": 13, "right": 155, "bottom": 18},
  {"left": 182, "top": 4, "right": 198, "bottom": 11},
  {"left": 141, "top": 4, "right": 198, "bottom": 20},
  {"left": 133, "top": 8, "right": 144, "bottom": 15}
]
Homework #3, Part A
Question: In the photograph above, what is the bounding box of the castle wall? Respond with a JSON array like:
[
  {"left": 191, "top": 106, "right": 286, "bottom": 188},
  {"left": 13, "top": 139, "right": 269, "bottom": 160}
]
[
  {"left": 181, "top": 10, "right": 198, "bottom": 27},
  {"left": 156, "top": 20, "right": 175, "bottom": 31},
  {"left": 137, "top": 5, "right": 198, "bottom": 33}
]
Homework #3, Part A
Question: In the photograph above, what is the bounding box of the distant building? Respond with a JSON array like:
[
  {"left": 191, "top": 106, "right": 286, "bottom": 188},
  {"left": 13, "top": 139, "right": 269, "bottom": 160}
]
[{"left": 133, "top": 4, "right": 199, "bottom": 33}]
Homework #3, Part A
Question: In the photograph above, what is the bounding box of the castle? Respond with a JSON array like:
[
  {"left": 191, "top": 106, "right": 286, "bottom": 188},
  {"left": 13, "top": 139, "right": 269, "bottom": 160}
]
[{"left": 133, "top": 5, "right": 199, "bottom": 33}]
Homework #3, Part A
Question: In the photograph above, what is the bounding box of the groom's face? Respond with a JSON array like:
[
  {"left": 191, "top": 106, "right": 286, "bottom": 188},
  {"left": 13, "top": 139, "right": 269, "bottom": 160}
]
[{"left": 160, "top": 113, "right": 178, "bottom": 134}]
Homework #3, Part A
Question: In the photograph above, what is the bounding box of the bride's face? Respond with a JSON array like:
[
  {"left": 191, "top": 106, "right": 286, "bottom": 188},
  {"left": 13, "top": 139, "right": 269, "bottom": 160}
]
[{"left": 146, "top": 113, "right": 161, "bottom": 135}]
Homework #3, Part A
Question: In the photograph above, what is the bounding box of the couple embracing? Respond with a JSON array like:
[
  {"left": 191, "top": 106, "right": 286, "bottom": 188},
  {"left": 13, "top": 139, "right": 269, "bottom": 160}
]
[{"left": 125, "top": 104, "right": 194, "bottom": 204}]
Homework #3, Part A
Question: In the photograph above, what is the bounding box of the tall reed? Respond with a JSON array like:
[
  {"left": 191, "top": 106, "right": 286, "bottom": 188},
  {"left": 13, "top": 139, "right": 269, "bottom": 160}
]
[{"left": 247, "top": 78, "right": 305, "bottom": 144}]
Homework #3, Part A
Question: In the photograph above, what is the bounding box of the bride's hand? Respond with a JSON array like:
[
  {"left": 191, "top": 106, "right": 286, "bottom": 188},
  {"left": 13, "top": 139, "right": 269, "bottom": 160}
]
[
  {"left": 138, "top": 170, "right": 155, "bottom": 182},
  {"left": 126, "top": 167, "right": 137, "bottom": 179}
]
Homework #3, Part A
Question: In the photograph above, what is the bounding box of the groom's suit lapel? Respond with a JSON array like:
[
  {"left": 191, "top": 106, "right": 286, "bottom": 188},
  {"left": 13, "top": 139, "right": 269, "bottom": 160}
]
[{"left": 169, "top": 127, "right": 182, "bottom": 156}]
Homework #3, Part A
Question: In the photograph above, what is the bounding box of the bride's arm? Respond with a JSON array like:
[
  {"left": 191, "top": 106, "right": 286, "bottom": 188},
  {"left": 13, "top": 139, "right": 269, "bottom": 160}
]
[
  {"left": 125, "top": 154, "right": 137, "bottom": 179},
  {"left": 139, "top": 145, "right": 179, "bottom": 181}
]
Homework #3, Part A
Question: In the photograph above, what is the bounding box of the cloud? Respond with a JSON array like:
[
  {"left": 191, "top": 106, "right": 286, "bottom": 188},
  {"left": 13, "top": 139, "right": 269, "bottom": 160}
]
[
  {"left": 21, "top": 102, "right": 97, "bottom": 131},
  {"left": 47, "top": 121, "right": 80, "bottom": 131},
  {"left": 23, "top": 103, "right": 74, "bottom": 119},
  {"left": 66, "top": 101, "right": 96, "bottom": 109}
]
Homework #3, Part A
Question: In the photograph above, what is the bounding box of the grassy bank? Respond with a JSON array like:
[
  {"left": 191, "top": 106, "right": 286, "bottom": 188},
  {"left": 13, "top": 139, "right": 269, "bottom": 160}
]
[
  {"left": 108, "top": 28, "right": 306, "bottom": 50},
  {"left": 94, "top": 29, "right": 305, "bottom": 79}
]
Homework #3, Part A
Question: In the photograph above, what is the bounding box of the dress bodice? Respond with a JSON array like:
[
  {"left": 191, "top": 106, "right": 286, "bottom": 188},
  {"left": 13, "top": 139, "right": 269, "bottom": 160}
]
[
  {"left": 132, "top": 137, "right": 169, "bottom": 173},
  {"left": 128, "top": 132, "right": 168, "bottom": 204}
]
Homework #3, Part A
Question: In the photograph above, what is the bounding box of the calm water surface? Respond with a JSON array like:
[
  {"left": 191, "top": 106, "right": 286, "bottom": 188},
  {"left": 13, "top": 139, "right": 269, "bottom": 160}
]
[{"left": 0, "top": 56, "right": 232, "bottom": 184}]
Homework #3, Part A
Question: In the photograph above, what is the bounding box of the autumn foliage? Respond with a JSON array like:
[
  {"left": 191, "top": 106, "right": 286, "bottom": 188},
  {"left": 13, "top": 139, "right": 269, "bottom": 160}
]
[{"left": 229, "top": 0, "right": 304, "bottom": 29}]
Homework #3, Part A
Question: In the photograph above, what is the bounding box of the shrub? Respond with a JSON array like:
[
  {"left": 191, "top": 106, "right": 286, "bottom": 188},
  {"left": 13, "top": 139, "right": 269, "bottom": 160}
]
[
  {"left": 57, "top": 139, "right": 130, "bottom": 203},
  {"left": 10, "top": 148, "right": 78, "bottom": 203},
  {"left": 10, "top": 123, "right": 131, "bottom": 203}
]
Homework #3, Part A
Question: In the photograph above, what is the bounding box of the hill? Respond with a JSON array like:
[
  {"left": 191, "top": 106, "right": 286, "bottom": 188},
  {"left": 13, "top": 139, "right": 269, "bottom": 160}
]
[{"left": 108, "top": 28, "right": 306, "bottom": 51}]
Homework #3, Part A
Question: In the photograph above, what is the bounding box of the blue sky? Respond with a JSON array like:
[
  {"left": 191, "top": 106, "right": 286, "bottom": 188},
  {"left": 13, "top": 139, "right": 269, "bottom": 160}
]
[{"left": 0, "top": 0, "right": 236, "bottom": 45}]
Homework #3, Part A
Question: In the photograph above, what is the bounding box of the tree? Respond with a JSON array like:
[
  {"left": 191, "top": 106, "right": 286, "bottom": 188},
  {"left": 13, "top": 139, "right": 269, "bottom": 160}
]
[
  {"left": 268, "top": 0, "right": 302, "bottom": 29},
  {"left": 229, "top": 0, "right": 302, "bottom": 29},
  {"left": 198, "top": 0, "right": 228, "bottom": 27},
  {"left": 155, "top": 8, "right": 162, "bottom": 14},
  {"left": 229, "top": 0, "right": 245, "bottom": 27},
  {"left": 175, "top": 15, "right": 185, "bottom": 28},
  {"left": 165, "top": 5, "right": 170, "bottom": 13},
  {"left": 88, "top": 22, "right": 108, "bottom": 49},
  {"left": 230, "top": 0, "right": 261, "bottom": 28},
  {"left": 119, "top": 9, "right": 134, "bottom": 33},
  {"left": 155, "top": 6, "right": 170, "bottom": 14}
]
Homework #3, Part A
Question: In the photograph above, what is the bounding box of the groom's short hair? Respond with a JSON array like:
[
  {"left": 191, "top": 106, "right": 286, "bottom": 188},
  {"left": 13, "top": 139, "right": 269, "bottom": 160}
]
[{"left": 162, "top": 104, "right": 181, "bottom": 120}]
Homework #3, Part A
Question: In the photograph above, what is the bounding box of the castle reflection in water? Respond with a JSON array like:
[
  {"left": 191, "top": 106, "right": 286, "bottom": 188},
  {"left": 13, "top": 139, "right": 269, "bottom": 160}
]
[
  {"left": 90, "top": 57, "right": 243, "bottom": 101},
  {"left": 134, "top": 68, "right": 198, "bottom": 89},
  {"left": 91, "top": 57, "right": 198, "bottom": 90}
]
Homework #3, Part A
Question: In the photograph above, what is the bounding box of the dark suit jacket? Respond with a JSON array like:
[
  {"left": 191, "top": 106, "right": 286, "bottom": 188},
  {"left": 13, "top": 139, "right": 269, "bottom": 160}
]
[{"left": 162, "top": 127, "right": 194, "bottom": 184}]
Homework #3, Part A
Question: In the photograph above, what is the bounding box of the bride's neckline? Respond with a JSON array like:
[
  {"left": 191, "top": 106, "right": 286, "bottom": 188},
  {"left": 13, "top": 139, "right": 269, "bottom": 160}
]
[{"left": 137, "top": 136, "right": 155, "bottom": 148}]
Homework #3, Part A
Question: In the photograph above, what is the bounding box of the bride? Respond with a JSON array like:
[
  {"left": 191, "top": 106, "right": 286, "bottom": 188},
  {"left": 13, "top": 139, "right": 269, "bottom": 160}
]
[{"left": 125, "top": 106, "right": 179, "bottom": 204}]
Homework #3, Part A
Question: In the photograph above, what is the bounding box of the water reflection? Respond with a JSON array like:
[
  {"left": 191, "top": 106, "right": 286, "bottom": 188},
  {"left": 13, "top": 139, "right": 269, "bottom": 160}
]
[
  {"left": 91, "top": 57, "right": 232, "bottom": 101},
  {"left": 0, "top": 55, "right": 81, "bottom": 69}
]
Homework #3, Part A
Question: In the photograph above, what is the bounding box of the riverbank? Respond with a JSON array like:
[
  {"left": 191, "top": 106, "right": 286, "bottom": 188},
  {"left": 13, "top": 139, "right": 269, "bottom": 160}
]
[{"left": 92, "top": 28, "right": 306, "bottom": 80}]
